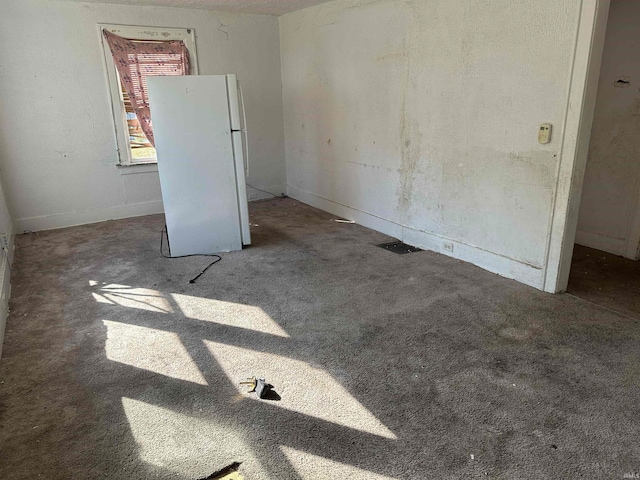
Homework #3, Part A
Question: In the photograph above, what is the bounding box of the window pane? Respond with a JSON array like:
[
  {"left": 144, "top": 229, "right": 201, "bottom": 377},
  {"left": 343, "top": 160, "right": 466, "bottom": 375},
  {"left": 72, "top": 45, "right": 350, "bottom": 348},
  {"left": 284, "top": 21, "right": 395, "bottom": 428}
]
[{"left": 122, "top": 86, "right": 156, "bottom": 161}]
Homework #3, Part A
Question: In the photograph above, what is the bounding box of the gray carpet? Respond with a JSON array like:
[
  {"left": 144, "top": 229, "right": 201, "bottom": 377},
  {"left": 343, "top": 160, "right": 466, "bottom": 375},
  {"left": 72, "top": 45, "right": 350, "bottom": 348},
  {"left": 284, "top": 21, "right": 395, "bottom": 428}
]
[
  {"left": 569, "top": 244, "right": 640, "bottom": 320},
  {"left": 0, "top": 198, "right": 639, "bottom": 479}
]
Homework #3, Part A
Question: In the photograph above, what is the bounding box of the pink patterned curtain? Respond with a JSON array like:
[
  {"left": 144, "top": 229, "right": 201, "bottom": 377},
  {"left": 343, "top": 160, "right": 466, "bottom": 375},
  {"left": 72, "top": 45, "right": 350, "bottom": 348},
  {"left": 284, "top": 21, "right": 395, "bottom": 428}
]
[{"left": 103, "top": 30, "right": 191, "bottom": 147}]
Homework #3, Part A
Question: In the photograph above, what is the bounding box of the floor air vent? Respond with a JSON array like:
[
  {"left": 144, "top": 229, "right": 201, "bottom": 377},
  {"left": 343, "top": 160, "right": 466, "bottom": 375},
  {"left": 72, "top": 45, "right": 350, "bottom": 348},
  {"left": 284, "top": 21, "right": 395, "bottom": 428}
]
[{"left": 377, "top": 241, "right": 422, "bottom": 254}]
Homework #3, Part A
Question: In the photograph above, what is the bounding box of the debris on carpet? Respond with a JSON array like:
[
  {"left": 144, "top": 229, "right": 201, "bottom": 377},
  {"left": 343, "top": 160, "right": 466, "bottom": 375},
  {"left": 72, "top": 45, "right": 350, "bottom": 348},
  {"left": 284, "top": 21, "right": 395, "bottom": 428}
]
[
  {"left": 240, "top": 376, "right": 277, "bottom": 399},
  {"left": 199, "top": 462, "right": 243, "bottom": 480}
]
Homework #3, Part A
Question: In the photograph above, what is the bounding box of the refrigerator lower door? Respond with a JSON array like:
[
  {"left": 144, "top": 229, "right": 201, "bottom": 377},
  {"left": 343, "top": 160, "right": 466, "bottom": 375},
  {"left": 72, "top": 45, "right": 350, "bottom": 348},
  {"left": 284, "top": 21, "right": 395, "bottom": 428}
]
[
  {"left": 232, "top": 130, "right": 251, "bottom": 245},
  {"left": 147, "top": 75, "right": 242, "bottom": 256}
]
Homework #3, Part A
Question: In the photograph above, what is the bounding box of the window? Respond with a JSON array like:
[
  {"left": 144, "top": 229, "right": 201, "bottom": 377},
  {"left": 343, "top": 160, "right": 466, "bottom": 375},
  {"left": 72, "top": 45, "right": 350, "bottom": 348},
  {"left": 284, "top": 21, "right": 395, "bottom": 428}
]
[{"left": 100, "top": 24, "right": 198, "bottom": 166}]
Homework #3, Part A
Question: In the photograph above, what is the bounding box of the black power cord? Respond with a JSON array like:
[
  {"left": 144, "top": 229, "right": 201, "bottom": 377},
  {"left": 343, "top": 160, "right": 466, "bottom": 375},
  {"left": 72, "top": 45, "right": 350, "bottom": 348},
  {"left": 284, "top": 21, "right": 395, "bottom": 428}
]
[{"left": 160, "top": 225, "right": 222, "bottom": 284}]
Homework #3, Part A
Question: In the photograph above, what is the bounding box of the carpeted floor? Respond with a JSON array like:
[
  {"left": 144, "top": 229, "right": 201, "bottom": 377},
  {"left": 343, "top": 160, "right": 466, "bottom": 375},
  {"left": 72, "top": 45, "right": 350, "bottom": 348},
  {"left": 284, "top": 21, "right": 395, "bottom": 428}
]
[
  {"left": 0, "top": 198, "right": 639, "bottom": 479},
  {"left": 569, "top": 244, "right": 640, "bottom": 320}
]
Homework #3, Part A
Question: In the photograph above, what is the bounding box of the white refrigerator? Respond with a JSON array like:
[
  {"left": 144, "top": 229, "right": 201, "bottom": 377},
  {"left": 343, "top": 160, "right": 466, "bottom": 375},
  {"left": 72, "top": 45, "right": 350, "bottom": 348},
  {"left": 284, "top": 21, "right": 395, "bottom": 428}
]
[{"left": 147, "top": 74, "right": 251, "bottom": 256}]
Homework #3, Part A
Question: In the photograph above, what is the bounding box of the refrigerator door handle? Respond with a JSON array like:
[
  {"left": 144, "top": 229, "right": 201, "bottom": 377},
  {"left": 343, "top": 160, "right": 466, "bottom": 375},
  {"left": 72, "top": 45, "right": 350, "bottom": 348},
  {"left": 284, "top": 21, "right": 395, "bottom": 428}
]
[
  {"left": 238, "top": 84, "right": 249, "bottom": 177},
  {"left": 242, "top": 129, "right": 249, "bottom": 178}
]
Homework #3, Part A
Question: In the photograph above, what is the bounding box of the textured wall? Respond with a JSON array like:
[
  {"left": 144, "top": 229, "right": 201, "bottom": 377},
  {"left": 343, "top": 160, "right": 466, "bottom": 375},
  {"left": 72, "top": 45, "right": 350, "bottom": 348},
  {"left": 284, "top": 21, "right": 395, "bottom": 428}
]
[
  {"left": 280, "top": 0, "right": 580, "bottom": 289},
  {"left": 0, "top": 0, "right": 286, "bottom": 231},
  {"left": 577, "top": 0, "right": 640, "bottom": 259}
]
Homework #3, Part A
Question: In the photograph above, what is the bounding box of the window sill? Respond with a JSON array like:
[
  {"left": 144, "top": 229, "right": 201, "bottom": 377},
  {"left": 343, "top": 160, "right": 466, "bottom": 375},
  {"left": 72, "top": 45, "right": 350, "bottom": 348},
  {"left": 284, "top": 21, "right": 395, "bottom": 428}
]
[{"left": 117, "top": 162, "right": 159, "bottom": 175}]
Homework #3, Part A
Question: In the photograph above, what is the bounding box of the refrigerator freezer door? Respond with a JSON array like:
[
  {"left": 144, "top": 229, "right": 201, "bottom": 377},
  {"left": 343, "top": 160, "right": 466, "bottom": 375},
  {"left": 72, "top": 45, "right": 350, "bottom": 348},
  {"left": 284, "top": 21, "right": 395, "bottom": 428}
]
[
  {"left": 232, "top": 131, "right": 251, "bottom": 245},
  {"left": 148, "top": 75, "right": 242, "bottom": 256}
]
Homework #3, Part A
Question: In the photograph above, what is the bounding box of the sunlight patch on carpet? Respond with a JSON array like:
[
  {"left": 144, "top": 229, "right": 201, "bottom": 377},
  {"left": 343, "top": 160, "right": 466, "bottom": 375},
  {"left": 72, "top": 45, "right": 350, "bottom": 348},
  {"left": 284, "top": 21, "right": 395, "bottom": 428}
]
[
  {"left": 204, "top": 341, "right": 396, "bottom": 439},
  {"left": 104, "top": 320, "right": 207, "bottom": 385},
  {"left": 122, "top": 398, "right": 262, "bottom": 478},
  {"left": 171, "top": 294, "right": 290, "bottom": 337},
  {"left": 92, "top": 284, "right": 173, "bottom": 313}
]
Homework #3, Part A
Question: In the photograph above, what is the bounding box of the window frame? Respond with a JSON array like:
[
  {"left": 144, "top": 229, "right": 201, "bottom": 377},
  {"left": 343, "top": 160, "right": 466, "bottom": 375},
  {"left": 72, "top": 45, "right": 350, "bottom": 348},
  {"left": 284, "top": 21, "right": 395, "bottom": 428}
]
[{"left": 99, "top": 24, "right": 199, "bottom": 167}]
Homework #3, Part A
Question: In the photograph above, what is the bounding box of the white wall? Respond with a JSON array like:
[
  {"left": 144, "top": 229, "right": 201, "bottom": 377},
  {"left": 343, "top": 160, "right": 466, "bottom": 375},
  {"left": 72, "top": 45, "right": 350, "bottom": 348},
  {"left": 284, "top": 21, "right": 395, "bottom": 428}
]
[
  {"left": 280, "top": 0, "right": 582, "bottom": 289},
  {"left": 0, "top": 0, "right": 286, "bottom": 232},
  {"left": 576, "top": 0, "right": 640, "bottom": 259}
]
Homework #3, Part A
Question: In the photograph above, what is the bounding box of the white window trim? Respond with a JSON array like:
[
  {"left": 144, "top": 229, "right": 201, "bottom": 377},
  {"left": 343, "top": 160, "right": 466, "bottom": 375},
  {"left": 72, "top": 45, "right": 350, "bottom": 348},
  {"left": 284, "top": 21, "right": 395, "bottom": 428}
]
[{"left": 98, "top": 24, "right": 199, "bottom": 167}]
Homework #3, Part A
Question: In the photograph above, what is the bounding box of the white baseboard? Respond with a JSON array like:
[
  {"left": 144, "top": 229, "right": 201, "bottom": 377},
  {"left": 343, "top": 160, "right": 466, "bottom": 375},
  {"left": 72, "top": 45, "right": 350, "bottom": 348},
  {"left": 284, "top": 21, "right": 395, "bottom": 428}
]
[
  {"left": 287, "top": 185, "right": 544, "bottom": 290},
  {"left": 247, "top": 184, "right": 287, "bottom": 202},
  {"left": 575, "top": 229, "right": 627, "bottom": 257},
  {"left": 0, "top": 278, "right": 11, "bottom": 360},
  {"left": 0, "top": 230, "right": 13, "bottom": 359},
  {"left": 13, "top": 185, "right": 290, "bottom": 233},
  {"left": 13, "top": 200, "right": 165, "bottom": 233}
]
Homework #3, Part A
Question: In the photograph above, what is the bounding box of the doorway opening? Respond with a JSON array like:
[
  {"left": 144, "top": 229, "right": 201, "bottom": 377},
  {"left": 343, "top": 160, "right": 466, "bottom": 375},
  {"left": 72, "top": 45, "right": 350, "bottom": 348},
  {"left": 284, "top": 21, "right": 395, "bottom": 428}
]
[{"left": 567, "top": 0, "right": 640, "bottom": 318}]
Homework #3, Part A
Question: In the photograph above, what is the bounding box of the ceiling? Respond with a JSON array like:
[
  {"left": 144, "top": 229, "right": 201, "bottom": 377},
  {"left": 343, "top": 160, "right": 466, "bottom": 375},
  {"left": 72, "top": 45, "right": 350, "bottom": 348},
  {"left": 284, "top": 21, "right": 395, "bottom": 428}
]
[{"left": 64, "top": 0, "right": 334, "bottom": 15}]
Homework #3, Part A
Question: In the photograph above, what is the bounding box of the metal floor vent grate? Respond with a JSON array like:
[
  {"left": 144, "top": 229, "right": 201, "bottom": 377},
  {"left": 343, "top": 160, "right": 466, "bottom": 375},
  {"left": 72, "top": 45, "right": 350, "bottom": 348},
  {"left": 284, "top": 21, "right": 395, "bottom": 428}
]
[{"left": 377, "top": 241, "right": 423, "bottom": 254}]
